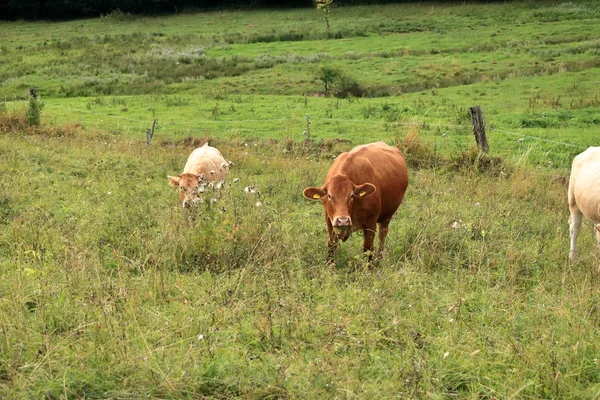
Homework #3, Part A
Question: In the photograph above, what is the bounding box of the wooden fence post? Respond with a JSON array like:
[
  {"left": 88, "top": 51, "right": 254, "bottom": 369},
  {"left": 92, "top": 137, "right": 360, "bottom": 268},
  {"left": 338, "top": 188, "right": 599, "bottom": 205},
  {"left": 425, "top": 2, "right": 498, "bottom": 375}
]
[
  {"left": 469, "top": 106, "right": 488, "bottom": 153},
  {"left": 146, "top": 119, "right": 157, "bottom": 145},
  {"left": 304, "top": 114, "right": 310, "bottom": 141}
]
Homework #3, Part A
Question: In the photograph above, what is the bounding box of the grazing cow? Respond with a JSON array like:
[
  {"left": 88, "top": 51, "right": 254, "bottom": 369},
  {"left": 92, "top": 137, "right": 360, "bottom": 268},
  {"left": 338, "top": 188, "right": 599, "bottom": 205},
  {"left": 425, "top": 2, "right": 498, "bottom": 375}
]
[
  {"left": 168, "top": 143, "right": 229, "bottom": 208},
  {"left": 303, "top": 141, "right": 408, "bottom": 263},
  {"left": 568, "top": 146, "right": 600, "bottom": 261}
]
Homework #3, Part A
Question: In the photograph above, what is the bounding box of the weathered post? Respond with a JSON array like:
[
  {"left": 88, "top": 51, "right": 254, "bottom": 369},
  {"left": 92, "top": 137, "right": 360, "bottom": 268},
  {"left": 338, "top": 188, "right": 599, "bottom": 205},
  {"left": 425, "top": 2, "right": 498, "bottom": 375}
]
[
  {"left": 469, "top": 106, "right": 488, "bottom": 153},
  {"left": 304, "top": 114, "right": 311, "bottom": 141},
  {"left": 146, "top": 119, "right": 157, "bottom": 145}
]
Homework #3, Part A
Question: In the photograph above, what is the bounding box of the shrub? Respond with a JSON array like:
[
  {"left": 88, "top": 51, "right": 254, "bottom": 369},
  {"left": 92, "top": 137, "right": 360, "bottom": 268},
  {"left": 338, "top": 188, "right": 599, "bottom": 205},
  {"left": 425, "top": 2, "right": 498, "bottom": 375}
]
[
  {"left": 100, "top": 9, "right": 136, "bottom": 22},
  {"left": 315, "top": 65, "right": 363, "bottom": 98},
  {"left": 451, "top": 147, "right": 507, "bottom": 176},
  {"left": 315, "top": 65, "right": 340, "bottom": 97},
  {"left": 25, "top": 96, "right": 44, "bottom": 127},
  {"left": 333, "top": 74, "right": 364, "bottom": 98},
  {"left": 395, "top": 124, "right": 442, "bottom": 169}
]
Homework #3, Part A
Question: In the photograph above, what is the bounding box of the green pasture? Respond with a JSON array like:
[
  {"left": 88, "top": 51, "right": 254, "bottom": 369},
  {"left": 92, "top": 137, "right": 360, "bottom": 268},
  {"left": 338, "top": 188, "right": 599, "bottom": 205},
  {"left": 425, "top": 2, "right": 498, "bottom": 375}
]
[
  {"left": 1, "top": 0, "right": 599, "bottom": 169},
  {"left": 2, "top": 0, "right": 600, "bottom": 398},
  {"left": 1, "top": 128, "right": 600, "bottom": 398}
]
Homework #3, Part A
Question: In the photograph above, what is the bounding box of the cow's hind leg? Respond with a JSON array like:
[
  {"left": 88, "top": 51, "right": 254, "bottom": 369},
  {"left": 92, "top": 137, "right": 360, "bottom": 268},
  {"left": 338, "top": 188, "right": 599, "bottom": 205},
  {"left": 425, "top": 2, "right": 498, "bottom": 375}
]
[
  {"left": 594, "top": 224, "right": 600, "bottom": 257},
  {"left": 569, "top": 208, "right": 582, "bottom": 262}
]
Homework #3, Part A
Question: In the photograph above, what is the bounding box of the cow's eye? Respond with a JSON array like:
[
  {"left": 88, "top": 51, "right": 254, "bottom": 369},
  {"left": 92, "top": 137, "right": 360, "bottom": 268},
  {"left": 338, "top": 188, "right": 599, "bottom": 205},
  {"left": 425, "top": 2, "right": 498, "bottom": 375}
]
[{"left": 327, "top": 194, "right": 332, "bottom": 200}]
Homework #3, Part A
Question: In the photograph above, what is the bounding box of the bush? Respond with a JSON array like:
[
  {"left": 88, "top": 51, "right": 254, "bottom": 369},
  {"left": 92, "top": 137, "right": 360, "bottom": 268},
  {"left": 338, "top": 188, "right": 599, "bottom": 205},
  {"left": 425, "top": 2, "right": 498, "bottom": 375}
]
[
  {"left": 395, "top": 125, "right": 443, "bottom": 169},
  {"left": 333, "top": 74, "right": 364, "bottom": 98},
  {"left": 100, "top": 9, "right": 136, "bottom": 22},
  {"left": 315, "top": 65, "right": 363, "bottom": 98},
  {"left": 25, "top": 97, "right": 44, "bottom": 127},
  {"left": 451, "top": 147, "right": 507, "bottom": 176}
]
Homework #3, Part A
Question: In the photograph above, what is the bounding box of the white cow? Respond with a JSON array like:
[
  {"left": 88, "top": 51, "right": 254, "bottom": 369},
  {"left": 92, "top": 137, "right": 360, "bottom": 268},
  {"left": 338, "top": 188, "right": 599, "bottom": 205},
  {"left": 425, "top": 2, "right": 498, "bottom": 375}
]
[
  {"left": 568, "top": 146, "right": 600, "bottom": 261},
  {"left": 168, "top": 143, "right": 230, "bottom": 208}
]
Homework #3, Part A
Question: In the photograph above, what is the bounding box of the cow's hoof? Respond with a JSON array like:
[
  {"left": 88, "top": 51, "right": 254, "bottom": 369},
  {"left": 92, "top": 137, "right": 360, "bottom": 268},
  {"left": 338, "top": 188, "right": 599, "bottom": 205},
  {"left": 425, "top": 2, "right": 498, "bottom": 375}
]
[{"left": 569, "top": 251, "right": 578, "bottom": 262}]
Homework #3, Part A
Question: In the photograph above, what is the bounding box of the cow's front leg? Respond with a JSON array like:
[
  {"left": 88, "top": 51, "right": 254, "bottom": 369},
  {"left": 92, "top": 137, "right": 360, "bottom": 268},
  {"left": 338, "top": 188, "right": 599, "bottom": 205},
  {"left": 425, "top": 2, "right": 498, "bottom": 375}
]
[
  {"left": 326, "top": 216, "right": 339, "bottom": 264},
  {"left": 362, "top": 221, "right": 377, "bottom": 262},
  {"left": 377, "top": 219, "right": 391, "bottom": 258}
]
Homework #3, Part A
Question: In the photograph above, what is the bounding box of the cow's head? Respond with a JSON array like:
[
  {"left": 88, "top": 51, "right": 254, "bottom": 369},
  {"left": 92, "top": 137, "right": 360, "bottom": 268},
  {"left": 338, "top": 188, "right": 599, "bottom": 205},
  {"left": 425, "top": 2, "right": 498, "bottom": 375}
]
[
  {"left": 303, "top": 175, "right": 376, "bottom": 241},
  {"left": 168, "top": 173, "right": 207, "bottom": 208}
]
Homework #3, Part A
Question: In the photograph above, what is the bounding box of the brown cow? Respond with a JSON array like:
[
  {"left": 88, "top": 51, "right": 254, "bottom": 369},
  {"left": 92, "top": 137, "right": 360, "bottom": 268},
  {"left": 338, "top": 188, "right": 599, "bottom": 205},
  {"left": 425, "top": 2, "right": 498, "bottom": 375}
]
[{"left": 303, "top": 141, "right": 408, "bottom": 263}]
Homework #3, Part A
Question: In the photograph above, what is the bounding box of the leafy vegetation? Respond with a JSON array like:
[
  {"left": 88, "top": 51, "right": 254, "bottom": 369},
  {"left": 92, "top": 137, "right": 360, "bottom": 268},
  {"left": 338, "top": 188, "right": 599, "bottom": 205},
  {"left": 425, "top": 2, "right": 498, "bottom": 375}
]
[
  {"left": 25, "top": 96, "right": 44, "bottom": 126},
  {"left": 1, "top": 1, "right": 600, "bottom": 398}
]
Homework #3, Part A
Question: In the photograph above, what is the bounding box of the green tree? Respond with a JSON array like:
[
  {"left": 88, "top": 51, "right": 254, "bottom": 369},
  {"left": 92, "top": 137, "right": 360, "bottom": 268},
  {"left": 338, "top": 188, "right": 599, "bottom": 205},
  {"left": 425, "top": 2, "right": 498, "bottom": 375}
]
[
  {"left": 313, "top": 0, "right": 334, "bottom": 38},
  {"left": 315, "top": 65, "right": 341, "bottom": 97}
]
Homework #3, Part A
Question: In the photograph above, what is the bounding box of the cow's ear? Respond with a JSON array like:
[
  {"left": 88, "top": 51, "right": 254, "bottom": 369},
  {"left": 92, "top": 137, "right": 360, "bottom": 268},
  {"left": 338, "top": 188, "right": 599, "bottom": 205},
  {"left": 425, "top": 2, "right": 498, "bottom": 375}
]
[
  {"left": 303, "top": 187, "right": 326, "bottom": 201},
  {"left": 353, "top": 183, "right": 376, "bottom": 198},
  {"left": 168, "top": 175, "right": 181, "bottom": 187}
]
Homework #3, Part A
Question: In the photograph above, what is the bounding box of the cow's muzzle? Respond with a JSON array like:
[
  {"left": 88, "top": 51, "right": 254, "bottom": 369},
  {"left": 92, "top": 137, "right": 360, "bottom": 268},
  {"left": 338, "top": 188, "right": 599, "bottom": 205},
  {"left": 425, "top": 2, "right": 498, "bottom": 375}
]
[
  {"left": 183, "top": 198, "right": 202, "bottom": 208},
  {"left": 333, "top": 216, "right": 352, "bottom": 227},
  {"left": 332, "top": 216, "right": 352, "bottom": 242}
]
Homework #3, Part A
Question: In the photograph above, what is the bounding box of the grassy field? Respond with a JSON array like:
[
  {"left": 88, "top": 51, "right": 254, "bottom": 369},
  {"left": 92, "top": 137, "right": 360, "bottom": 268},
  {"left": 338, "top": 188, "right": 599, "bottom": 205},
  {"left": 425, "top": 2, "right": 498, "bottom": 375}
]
[
  {"left": 2, "top": 1, "right": 600, "bottom": 398},
  {"left": 1, "top": 0, "right": 600, "bottom": 168},
  {"left": 2, "top": 122, "right": 600, "bottom": 399}
]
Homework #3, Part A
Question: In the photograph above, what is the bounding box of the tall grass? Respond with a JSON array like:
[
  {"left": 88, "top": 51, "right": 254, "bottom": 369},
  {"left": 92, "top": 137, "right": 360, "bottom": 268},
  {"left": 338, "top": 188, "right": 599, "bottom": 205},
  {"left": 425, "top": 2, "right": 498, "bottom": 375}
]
[
  {"left": 1, "top": 2, "right": 600, "bottom": 396},
  {"left": 1, "top": 119, "right": 599, "bottom": 398}
]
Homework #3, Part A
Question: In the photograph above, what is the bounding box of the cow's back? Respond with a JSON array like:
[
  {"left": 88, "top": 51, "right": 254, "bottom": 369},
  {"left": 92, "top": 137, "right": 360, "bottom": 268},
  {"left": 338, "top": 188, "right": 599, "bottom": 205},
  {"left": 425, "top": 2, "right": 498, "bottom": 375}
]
[
  {"left": 328, "top": 142, "right": 408, "bottom": 220},
  {"left": 183, "top": 144, "right": 228, "bottom": 181},
  {"left": 570, "top": 147, "right": 600, "bottom": 221}
]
